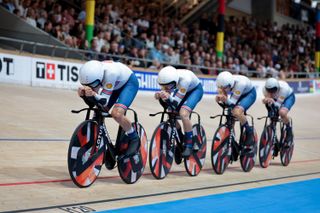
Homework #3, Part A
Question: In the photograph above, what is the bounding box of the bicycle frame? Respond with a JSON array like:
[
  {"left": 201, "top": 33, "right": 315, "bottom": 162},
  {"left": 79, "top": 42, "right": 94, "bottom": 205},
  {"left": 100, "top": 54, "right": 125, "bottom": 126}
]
[
  {"left": 150, "top": 108, "right": 203, "bottom": 146},
  {"left": 72, "top": 107, "right": 142, "bottom": 161},
  {"left": 211, "top": 103, "right": 256, "bottom": 160},
  {"left": 149, "top": 110, "right": 181, "bottom": 148},
  {"left": 257, "top": 106, "right": 282, "bottom": 148},
  {"left": 210, "top": 105, "right": 238, "bottom": 159},
  {"left": 72, "top": 107, "right": 116, "bottom": 158}
]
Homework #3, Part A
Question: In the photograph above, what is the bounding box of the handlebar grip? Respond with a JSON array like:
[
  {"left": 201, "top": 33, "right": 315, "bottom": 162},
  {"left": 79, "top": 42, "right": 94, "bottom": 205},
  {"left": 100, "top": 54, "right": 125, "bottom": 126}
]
[
  {"left": 71, "top": 108, "right": 90, "bottom": 114},
  {"left": 218, "top": 101, "right": 226, "bottom": 108},
  {"left": 149, "top": 112, "right": 163, "bottom": 117},
  {"left": 257, "top": 116, "right": 267, "bottom": 120},
  {"left": 210, "top": 115, "right": 221, "bottom": 119},
  {"left": 82, "top": 96, "right": 96, "bottom": 108},
  {"left": 101, "top": 112, "right": 112, "bottom": 117}
]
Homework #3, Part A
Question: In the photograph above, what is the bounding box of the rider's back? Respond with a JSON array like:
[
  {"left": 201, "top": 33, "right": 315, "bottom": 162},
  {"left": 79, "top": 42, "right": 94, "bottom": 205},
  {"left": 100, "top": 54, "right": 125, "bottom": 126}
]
[
  {"left": 101, "top": 61, "right": 133, "bottom": 90},
  {"left": 233, "top": 75, "right": 253, "bottom": 94},
  {"left": 177, "top": 69, "right": 200, "bottom": 91}
]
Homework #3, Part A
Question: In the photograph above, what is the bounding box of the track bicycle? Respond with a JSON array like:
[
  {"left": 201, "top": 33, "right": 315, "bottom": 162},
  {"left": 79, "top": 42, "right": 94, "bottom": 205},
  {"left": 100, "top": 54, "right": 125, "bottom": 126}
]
[
  {"left": 149, "top": 104, "right": 207, "bottom": 179},
  {"left": 67, "top": 105, "right": 148, "bottom": 187},
  {"left": 258, "top": 104, "right": 294, "bottom": 167},
  {"left": 210, "top": 102, "right": 258, "bottom": 174}
]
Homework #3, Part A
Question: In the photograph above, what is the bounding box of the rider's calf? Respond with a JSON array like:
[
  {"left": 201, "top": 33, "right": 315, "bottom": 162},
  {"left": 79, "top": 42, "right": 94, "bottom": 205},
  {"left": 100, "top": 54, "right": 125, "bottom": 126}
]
[
  {"left": 279, "top": 108, "right": 290, "bottom": 124},
  {"left": 111, "top": 107, "right": 131, "bottom": 131}
]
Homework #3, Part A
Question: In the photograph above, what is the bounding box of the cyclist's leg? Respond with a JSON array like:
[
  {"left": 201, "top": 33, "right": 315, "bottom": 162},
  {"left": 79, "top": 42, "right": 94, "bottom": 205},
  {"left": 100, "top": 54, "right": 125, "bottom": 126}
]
[
  {"left": 279, "top": 93, "right": 295, "bottom": 124},
  {"left": 234, "top": 88, "right": 257, "bottom": 144},
  {"left": 234, "top": 88, "right": 256, "bottom": 124},
  {"left": 279, "top": 93, "right": 295, "bottom": 143},
  {"left": 180, "top": 84, "right": 204, "bottom": 157},
  {"left": 180, "top": 108, "right": 192, "bottom": 157},
  {"left": 111, "top": 74, "right": 139, "bottom": 155}
]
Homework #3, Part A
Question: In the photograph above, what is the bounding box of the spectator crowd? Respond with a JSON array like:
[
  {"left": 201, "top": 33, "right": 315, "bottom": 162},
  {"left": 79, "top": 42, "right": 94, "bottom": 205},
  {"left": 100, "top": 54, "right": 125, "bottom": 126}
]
[{"left": 0, "top": 0, "right": 316, "bottom": 78}]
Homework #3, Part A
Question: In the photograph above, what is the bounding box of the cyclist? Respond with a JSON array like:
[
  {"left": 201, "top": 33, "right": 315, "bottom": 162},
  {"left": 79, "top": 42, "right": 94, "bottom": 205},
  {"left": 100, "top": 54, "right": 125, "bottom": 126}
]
[
  {"left": 78, "top": 60, "right": 140, "bottom": 156},
  {"left": 262, "top": 78, "right": 295, "bottom": 144},
  {"left": 155, "top": 66, "right": 204, "bottom": 157},
  {"left": 215, "top": 71, "right": 257, "bottom": 149}
]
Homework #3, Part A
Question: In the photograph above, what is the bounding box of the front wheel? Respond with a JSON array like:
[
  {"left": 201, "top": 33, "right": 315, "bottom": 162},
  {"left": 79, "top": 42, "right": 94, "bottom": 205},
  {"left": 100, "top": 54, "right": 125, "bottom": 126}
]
[
  {"left": 211, "top": 125, "right": 232, "bottom": 174},
  {"left": 184, "top": 124, "right": 207, "bottom": 176},
  {"left": 280, "top": 127, "right": 294, "bottom": 166},
  {"left": 149, "top": 122, "right": 175, "bottom": 179},
  {"left": 67, "top": 120, "right": 105, "bottom": 188},
  {"left": 259, "top": 125, "right": 275, "bottom": 168}
]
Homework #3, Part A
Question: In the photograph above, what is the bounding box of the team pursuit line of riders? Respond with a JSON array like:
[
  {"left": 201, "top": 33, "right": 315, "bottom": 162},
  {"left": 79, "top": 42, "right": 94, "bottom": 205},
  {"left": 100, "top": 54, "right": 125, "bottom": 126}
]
[{"left": 68, "top": 60, "right": 295, "bottom": 187}]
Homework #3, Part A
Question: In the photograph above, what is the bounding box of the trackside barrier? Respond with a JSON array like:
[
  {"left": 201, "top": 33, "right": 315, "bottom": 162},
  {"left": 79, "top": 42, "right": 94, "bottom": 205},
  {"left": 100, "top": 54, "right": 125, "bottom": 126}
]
[{"left": 0, "top": 52, "right": 317, "bottom": 97}]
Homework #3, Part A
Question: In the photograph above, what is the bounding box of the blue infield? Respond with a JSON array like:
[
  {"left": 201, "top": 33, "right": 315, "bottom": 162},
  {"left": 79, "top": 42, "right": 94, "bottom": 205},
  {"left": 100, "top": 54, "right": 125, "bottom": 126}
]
[{"left": 98, "top": 178, "right": 320, "bottom": 213}]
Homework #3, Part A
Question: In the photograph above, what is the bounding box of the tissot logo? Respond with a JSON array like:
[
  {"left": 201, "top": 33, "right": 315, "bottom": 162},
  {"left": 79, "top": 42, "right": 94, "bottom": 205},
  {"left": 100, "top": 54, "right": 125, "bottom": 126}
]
[
  {"left": 36, "top": 62, "right": 55, "bottom": 80},
  {"left": 35, "top": 61, "right": 79, "bottom": 82},
  {"left": 46, "top": 63, "right": 55, "bottom": 80}
]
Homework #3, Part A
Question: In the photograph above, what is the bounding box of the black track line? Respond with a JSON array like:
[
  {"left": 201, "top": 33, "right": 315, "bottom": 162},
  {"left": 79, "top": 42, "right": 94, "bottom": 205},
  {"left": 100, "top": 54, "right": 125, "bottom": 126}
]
[{"left": 2, "top": 171, "right": 320, "bottom": 213}]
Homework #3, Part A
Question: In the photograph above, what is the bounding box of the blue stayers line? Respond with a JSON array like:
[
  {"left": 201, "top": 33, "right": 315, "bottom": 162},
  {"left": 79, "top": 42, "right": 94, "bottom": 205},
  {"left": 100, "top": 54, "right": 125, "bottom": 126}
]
[{"left": 100, "top": 178, "right": 320, "bottom": 213}]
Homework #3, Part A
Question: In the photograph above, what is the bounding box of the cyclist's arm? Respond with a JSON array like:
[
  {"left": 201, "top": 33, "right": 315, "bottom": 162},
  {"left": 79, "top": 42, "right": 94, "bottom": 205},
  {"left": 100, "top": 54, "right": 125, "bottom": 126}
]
[
  {"left": 94, "top": 72, "right": 117, "bottom": 109},
  {"left": 262, "top": 87, "right": 275, "bottom": 105},
  {"left": 227, "top": 82, "right": 245, "bottom": 106},
  {"left": 169, "top": 80, "right": 190, "bottom": 109},
  {"left": 82, "top": 96, "right": 97, "bottom": 108},
  {"left": 217, "top": 88, "right": 227, "bottom": 95},
  {"left": 262, "top": 87, "right": 273, "bottom": 98},
  {"left": 274, "top": 88, "right": 289, "bottom": 108}
]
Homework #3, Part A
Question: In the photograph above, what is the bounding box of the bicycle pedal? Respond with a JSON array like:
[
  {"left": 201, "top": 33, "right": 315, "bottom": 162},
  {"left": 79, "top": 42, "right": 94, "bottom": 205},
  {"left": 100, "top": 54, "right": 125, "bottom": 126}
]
[
  {"left": 282, "top": 145, "right": 290, "bottom": 149},
  {"left": 193, "top": 143, "right": 200, "bottom": 151},
  {"left": 119, "top": 149, "right": 139, "bottom": 160}
]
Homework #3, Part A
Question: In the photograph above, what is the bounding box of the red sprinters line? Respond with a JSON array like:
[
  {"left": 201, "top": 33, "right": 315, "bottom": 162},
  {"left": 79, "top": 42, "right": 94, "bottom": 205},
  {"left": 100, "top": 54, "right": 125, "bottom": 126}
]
[{"left": 0, "top": 159, "right": 320, "bottom": 187}]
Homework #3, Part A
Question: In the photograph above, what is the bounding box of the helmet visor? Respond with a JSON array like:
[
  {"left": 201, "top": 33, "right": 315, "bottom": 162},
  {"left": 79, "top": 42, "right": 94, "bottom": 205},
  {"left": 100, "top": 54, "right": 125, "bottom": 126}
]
[
  {"left": 218, "top": 83, "right": 232, "bottom": 90},
  {"left": 160, "top": 81, "right": 176, "bottom": 91},
  {"left": 266, "top": 87, "right": 278, "bottom": 93},
  {"left": 85, "top": 79, "right": 101, "bottom": 88}
]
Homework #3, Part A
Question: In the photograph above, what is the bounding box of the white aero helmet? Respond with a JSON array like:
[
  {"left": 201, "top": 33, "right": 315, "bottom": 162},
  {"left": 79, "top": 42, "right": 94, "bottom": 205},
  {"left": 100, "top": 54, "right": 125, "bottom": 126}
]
[
  {"left": 216, "top": 71, "right": 235, "bottom": 89},
  {"left": 157, "top": 66, "right": 179, "bottom": 86},
  {"left": 265, "top": 78, "right": 280, "bottom": 93},
  {"left": 79, "top": 60, "right": 104, "bottom": 88}
]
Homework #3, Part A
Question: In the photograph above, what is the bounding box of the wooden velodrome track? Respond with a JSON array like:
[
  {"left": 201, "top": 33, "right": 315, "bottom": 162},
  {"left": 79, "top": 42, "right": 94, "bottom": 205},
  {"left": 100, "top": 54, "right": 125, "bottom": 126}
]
[{"left": 0, "top": 83, "right": 319, "bottom": 213}]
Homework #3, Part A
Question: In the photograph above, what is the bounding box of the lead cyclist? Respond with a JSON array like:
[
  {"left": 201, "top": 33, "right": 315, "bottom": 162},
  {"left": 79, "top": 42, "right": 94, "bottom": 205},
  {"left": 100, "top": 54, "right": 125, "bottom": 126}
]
[{"left": 78, "top": 60, "right": 140, "bottom": 156}]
